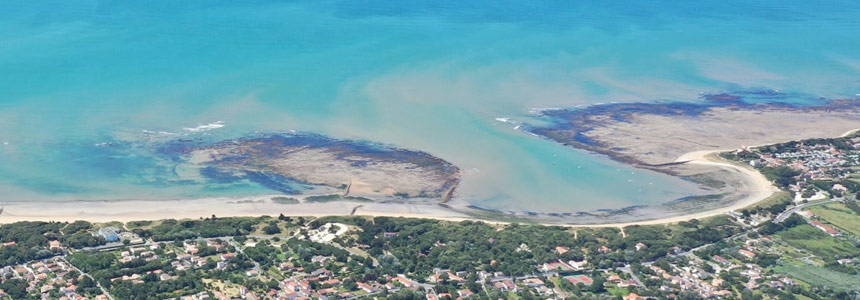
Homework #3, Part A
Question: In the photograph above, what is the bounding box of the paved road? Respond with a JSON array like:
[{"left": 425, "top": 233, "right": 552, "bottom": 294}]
[
  {"left": 60, "top": 256, "right": 115, "bottom": 300},
  {"left": 618, "top": 265, "right": 643, "bottom": 286},
  {"left": 775, "top": 198, "right": 841, "bottom": 223},
  {"left": 225, "top": 237, "right": 263, "bottom": 274}
]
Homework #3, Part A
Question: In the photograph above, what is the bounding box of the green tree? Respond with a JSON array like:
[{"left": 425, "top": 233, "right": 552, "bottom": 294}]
[{"left": 263, "top": 222, "right": 282, "bottom": 234}]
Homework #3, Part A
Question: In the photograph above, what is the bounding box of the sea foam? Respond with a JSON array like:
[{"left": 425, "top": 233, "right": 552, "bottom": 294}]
[{"left": 183, "top": 121, "right": 225, "bottom": 132}]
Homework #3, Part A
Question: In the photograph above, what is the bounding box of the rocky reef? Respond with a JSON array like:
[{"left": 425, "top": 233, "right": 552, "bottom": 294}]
[
  {"left": 527, "top": 90, "right": 860, "bottom": 166},
  {"left": 160, "top": 133, "right": 460, "bottom": 200}
]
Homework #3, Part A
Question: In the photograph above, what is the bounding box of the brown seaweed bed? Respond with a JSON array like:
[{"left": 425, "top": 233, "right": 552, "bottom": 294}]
[
  {"left": 527, "top": 90, "right": 860, "bottom": 167},
  {"left": 160, "top": 133, "right": 460, "bottom": 201}
]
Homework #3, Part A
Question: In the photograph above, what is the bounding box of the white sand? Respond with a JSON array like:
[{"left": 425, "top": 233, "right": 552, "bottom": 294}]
[{"left": 0, "top": 196, "right": 469, "bottom": 224}]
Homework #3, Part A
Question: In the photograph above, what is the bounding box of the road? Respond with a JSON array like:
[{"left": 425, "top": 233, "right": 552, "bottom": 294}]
[
  {"left": 775, "top": 198, "right": 841, "bottom": 223},
  {"left": 60, "top": 256, "right": 115, "bottom": 300},
  {"left": 617, "top": 265, "right": 643, "bottom": 286},
  {"left": 225, "top": 237, "right": 262, "bottom": 274}
]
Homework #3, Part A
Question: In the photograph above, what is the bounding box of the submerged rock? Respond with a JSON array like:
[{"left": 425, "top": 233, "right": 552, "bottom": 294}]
[{"left": 162, "top": 133, "right": 460, "bottom": 200}]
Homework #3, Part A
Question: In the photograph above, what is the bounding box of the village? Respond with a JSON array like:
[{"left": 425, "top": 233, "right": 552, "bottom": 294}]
[
  {"left": 741, "top": 135, "right": 860, "bottom": 201},
  {"left": 3, "top": 204, "right": 857, "bottom": 300}
]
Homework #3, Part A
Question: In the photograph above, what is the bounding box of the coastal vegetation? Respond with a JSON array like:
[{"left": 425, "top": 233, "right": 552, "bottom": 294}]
[
  {"left": 145, "top": 217, "right": 260, "bottom": 242},
  {"left": 0, "top": 221, "right": 104, "bottom": 266}
]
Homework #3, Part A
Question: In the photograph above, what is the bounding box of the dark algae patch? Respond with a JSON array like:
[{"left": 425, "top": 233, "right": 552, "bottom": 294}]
[
  {"left": 159, "top": 132, "right": 461, "bottom": 201},
  {"left": 527, "top": 90, "right": 860, "bottom": 167}
]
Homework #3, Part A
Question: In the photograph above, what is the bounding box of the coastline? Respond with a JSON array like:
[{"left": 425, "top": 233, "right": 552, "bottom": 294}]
[
  {"left": 0, "top": 196, "right": 473, "bottom": 225},
  {"left": 2, "top": 122, "right": 854, "bottom": 227},
  {"left": 0, "top": 149, "right": 777, "bottom": 227}
]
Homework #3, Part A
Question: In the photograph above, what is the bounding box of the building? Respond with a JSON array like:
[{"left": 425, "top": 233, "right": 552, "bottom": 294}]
[
  {"left": 356, "top": 282, "right": 377, "bottom": 293},
  {"left": 391, "top": 276, "right": 416, "bottom": 288},
  {"left": 623, "top": 293, "right": 645, "bottom": 300},
  {"left": 738, "top": 249, "right": 757, "bottom": 259},
  {"left": 567, "top": 260, "right": 588, "bottom": 271},
  {"left": 49, "top": 240, "right": 63, "bottom": 250},
  {"left": 522, "top": 278, "right": 545, "bottom": 287},
  {"left": 493, "top": 280, "right": 517, "bottom": 292},
  {"left": 458, "top": 289, "right": 474, "bottom": 298},
  {"left": 810, "top": 221, "right": 841, "bottom": 237},
  {"left": 713, "top": 255, "right": 732, "bottom": 266},
  {"left": 96, "top": 227, "right": 120, "bottom": 242}
]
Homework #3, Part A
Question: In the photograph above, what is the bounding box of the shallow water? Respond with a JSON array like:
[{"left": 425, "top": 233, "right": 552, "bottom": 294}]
[{"left": 1, "top": 1, "right": 859, "bottom": 212}]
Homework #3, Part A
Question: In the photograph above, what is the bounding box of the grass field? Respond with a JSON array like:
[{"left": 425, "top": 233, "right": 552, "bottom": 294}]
[
  {"left": 775, "top": 260, "right": 860, "bottom": 291},
  {"left": 748, "top": 190, "right": 792, "bottom": 210},
  {"left": 607, "top": 287, "right": 629, "bottom": 297},
  {"left": 267, "top": 267, "right": 285, "bottom": 281},
  {"left": 809, "top": 202, "right": 860, "bottom": 236},
  {"left": 775, "top": 224, "right": 860, "bottom": 258},
  {"left": 125, "top": 220, "right": 160, "bottom": 230}
]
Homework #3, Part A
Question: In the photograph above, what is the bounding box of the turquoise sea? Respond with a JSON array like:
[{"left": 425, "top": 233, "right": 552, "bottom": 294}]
[{"left": 1, "top": 1, "right": 859, "bottom": 212}]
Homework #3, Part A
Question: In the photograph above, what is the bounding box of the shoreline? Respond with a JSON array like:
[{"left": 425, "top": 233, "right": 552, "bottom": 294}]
[
  {"left": 0, "top": 196, "right": 473, "bottom": 225},
  {"left": 2, "top": 125, "right": 854, "bottom": 227},
  {"left": 0, "top": 148, "right": 776, "bottom": 227}
]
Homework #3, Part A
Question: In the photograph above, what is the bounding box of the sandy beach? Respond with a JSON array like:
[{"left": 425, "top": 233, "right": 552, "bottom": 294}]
[
  {"left": 0, "top": 148, "right": 775, "bottom": 227},
  {"left": 550, "top": 150, "right": 780, "bottom": 228},
  {"left": 2, "top": 127, "right": 855, "bottom": 227},
  {"left": 0, "top": 196, "right": 472, "bottom": 224}
]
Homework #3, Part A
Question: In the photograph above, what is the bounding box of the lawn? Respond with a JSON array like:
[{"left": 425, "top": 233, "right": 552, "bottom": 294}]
[
  {"left": 809, "top": 202, "right": 860, "bottom": 236},
  {"left": 267, "top": 267, "right": 285, "bottom": 281},
  {"left": 607, "top": 287, "right": 629, "bottom": 297},
  {"left": 775, "top": 224, "right": 860, "bottom": 259},
  {"left": 775, "top": 260, "right": 860, "bottom": 291}
]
